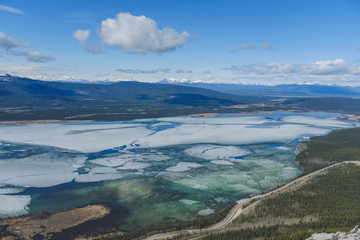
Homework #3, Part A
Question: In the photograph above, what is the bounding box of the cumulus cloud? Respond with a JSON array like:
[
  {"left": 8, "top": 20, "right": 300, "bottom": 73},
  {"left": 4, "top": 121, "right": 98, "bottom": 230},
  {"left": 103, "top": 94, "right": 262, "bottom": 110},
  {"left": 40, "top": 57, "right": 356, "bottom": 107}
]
[
  {"left": 222, "top": 59, "right": 360, "bottom": 76},
  {"left": 261, "top": 43, "right": 274, "bottom": 50},
  {"left": 241, "top": 44, "right": 255, "bottom": 50},
  {"left": 0, "top": 32, "right": 54, "bottom": 62},
  {"left": 0, "top": 4, "right": 25, "bottom": 14},
  {"left": 116, "top": 68, "right": 171, "bottom": 74},
  {"left": 73, "top": 29, "right": 101, "bottom": 54},
  {"left": 176, "top": 69, "right": 193, "bottom": 73},
  {"left": 73, "top": 29, "right": 91, "bottom": 45},
  {"left": 99, "top": 12, "right": 190, "bottom": 54}
]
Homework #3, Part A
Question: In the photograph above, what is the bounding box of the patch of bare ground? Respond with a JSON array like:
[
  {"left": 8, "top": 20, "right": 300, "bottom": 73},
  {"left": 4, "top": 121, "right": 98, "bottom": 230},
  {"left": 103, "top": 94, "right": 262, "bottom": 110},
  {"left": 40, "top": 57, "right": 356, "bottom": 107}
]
[
  {"left": 0, "top": 204, "right": 110, "bottom": 240},
  {"left": 75, "top": 231, "right": 125, "bottom": 240},
  {"left": 296, "top": 142, "right": 307, "bottom": 152},
  {"left": 189, "top": 113, "right": 217, "bottom": 118}
]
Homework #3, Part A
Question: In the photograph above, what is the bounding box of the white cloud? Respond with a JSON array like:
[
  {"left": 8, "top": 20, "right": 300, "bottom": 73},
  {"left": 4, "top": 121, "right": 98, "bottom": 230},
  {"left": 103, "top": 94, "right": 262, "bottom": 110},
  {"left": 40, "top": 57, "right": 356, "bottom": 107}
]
[
  {"left": 116, "top": 68, "right": 171, "bottom": 74},
  {"left": 0, "top": 4, "right": 25, "bottom": 14},
  {"left": 241, "top": 44, "right": 255, "bottom": 50},
  {"left": 0, "top": 32, "right": 29, "bottom": 50},
  {"left": 9, "top": 50, "right": 54, "bottom": 63},
  {"left": 73, "top": 29, "right": 101, "bottom": 54},
  {"left": 99, "top": 12, "right": 190, "bottom": 54},
  {"left": 176, "top": 69, "right": 193, "bottom": 73},
  {"left": 73, "top": 29, "right": 91, "bottom": 45},
  {"left": 299, "top": 59, "right": 352, "bottom": 75},
  {"left": 222, "top": 59, "right": 360, "bottom": 76},
  {"left": 0, "top": 32, "right": 54, "bottom": 62},
  {"left": 261, "top": 43, "right": 274, "bottom": 50},
  {"left": 26, "top": 51, "right": 55, "bottom": 63}
]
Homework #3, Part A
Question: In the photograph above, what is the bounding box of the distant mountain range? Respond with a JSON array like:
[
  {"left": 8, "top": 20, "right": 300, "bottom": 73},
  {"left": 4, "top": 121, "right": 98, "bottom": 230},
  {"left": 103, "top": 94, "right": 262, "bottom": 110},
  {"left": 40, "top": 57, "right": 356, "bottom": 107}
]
[
  {"left": 1, "top": 75, "right": 360, "bottom": 121},
  {"left": 157, "top": 79, "right": 360, "bottom": 98},
  {"left": 0, "top": 75, "right": 267, "bottom": 121}
]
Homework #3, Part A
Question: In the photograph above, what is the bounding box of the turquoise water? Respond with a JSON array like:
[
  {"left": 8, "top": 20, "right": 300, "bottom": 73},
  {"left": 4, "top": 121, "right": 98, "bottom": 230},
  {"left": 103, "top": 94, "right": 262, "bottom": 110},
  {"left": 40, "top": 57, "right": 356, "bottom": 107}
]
[{"left": 0, "top": 112, "right": 356, "bottom": 230}]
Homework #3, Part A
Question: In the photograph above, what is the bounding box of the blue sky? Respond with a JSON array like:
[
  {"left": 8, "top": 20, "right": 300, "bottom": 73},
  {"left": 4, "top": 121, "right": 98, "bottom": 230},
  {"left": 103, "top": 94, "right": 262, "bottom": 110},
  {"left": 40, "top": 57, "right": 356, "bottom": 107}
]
[{"left": 0, "top": 0, "right": 359, "bottom": 85}]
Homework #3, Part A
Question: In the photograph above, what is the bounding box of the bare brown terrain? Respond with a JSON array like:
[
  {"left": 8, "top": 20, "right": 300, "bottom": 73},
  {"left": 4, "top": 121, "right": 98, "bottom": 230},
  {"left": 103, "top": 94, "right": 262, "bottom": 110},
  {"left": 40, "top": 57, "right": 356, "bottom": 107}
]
[{"left": 0, "top": 204, "right": 110, "bottom": 240}]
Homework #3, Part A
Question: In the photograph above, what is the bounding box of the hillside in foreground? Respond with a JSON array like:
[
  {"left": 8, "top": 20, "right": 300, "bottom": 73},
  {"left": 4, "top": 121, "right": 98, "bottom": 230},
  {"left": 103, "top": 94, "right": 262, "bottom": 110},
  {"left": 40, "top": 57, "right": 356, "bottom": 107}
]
[{"left": 200, "top": 128, "right": 360, "bottom": 240}]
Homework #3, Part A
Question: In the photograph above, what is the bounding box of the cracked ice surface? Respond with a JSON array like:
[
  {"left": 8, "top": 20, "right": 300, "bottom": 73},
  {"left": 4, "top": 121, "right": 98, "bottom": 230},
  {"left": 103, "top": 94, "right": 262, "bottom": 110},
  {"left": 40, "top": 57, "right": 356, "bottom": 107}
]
[
  {"left": 0, "top": 153, "right": 86, "bottom": 187},
  {"left": 282, "top": 115, "right": 353, "bottom": 128},
  {"left": 0, "top": 114, "right": 350, "bottom": 152},
  {"left": 0, "top": 123, "right": 153, "bottom": 152},
  {"left": 166, "top": 162, "right": 203, "bottom": 172},
  {"left": 185, "top": 145, "right": 251, "bottom": 160},
  {"left": 136, "top": 124, "right": 329, "bottom": 148},
  {"left": 0, "top": 112, "right": 356, "bottom": 221},
  {"left": 0, "top": 194, "right": 31, "bottom": 217}
]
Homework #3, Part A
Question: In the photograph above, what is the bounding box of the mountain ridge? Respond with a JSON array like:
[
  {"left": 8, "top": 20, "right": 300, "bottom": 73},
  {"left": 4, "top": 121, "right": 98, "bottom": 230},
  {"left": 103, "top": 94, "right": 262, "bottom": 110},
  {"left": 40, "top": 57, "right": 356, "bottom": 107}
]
[{"left": 156, "top": 80, "right": 360, "bottom": 98}]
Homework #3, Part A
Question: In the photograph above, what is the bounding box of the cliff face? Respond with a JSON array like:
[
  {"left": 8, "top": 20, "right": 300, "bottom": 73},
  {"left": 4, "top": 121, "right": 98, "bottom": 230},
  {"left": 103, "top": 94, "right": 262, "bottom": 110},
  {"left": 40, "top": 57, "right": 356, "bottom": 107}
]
[{"left": 307, "top": 226, "right": 360, "bottom": 240}]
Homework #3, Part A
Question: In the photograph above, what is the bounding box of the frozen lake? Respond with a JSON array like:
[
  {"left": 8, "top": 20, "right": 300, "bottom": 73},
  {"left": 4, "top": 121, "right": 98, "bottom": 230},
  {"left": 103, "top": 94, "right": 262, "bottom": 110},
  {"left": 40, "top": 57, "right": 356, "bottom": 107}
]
[{"left": 0, "top": 112, "right": 357, "bottom": 230}]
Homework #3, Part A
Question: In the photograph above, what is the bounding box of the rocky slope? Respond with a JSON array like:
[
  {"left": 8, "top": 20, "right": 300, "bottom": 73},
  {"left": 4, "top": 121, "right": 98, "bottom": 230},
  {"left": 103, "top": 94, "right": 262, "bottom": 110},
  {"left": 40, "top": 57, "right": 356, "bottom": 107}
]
[{"left": 307, "top": 226, "right": 360, "bottom": 240}]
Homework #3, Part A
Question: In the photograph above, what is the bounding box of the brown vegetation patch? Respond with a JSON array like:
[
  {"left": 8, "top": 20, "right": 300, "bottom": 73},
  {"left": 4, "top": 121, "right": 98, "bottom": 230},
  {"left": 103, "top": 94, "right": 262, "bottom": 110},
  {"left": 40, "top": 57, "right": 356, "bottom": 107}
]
[{"left": 0, "top": 204, "right": 110, "bottom": 240}]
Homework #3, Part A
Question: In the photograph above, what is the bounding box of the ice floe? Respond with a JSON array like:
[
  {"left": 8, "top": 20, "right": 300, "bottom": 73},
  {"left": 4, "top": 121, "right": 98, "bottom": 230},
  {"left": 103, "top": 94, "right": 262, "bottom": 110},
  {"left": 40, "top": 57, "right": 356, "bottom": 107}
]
[
  {"left": 0, "top": 113, "right": 354, "bottom": 152},
  {"left": 0, "top": 153, "right": 85, "bottom": 188},
  {"left": 117, "top": 161, "right": 151, "bottom": 170},
  {"left": 90, "top": 152, "right": 171, "bottom": 167},
  {"left": 75, "top": 173, "right": 125, "bottom": 183},
  {"left": 0, "top": 194, "right": 31, "bottom": 217},
  {"left": 166, "top": 162, "right": 203, "bottom": 172},
  {"left": 0, "top": 123, "right": 153, "bottom": 152},
  {"left": 276, "top": 146, "right": 292, "bottom": 151},
  {"left": 0, "top": 188, "right": 24, "bottom": 194},
  {"left": 185, "top": 145, "right": 250, "bottom": 160},
  {"left": 90, "top": 155, "right": 130, "bottom": 167},
  {"left": 158, "top": 116, "right": 271, "bottom": 125},
  {"left": 88, "top": 167, "right": 118, "bottom": 174},
  {"left": 136, "top": 124, "right": 330, "bottom": 148},
  {"left": 282, "top": 116, "right": 353, "bottom": 128}
]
